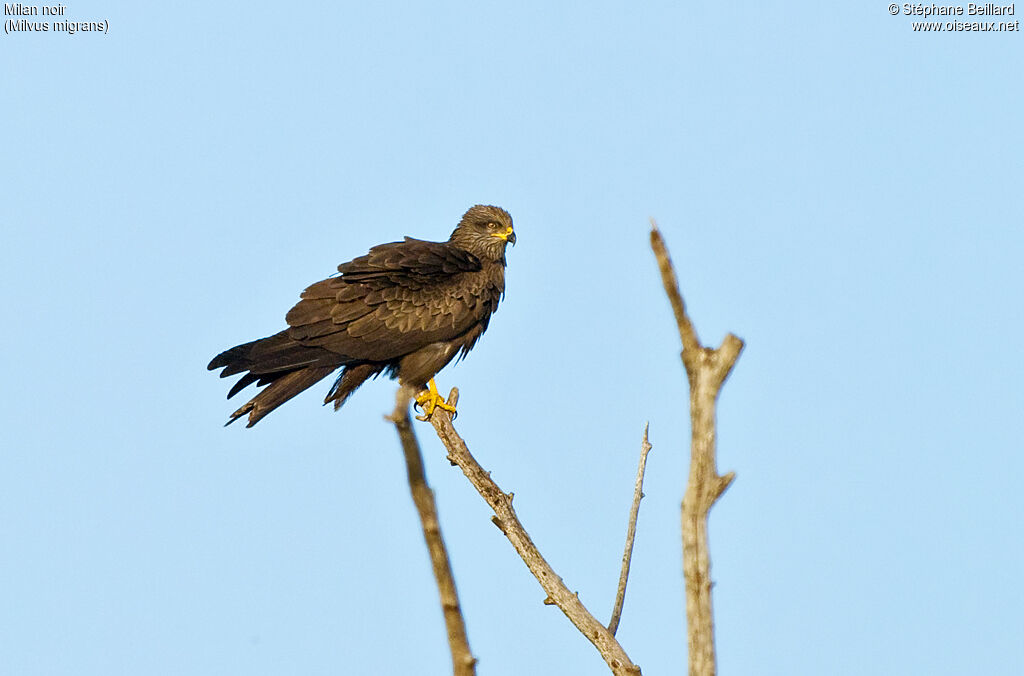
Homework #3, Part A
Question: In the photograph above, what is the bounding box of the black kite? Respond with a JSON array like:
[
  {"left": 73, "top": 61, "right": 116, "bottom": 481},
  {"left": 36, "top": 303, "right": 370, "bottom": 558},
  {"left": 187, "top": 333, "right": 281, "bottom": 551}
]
[{"left": 208, "top": 205, "right": 515, "bottom": 427}]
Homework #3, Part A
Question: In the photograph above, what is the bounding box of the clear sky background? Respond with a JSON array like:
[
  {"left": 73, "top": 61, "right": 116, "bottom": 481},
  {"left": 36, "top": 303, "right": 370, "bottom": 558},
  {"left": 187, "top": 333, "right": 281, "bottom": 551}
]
[{"left": 2, "top": 2, "right": 1022, "bottom": 674}]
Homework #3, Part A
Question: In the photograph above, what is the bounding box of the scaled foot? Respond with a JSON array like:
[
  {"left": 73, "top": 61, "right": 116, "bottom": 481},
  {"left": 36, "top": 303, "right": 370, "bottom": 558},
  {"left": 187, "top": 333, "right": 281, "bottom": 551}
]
[{"left": 414, "top": 378, "right": 457, "bottom": 421}]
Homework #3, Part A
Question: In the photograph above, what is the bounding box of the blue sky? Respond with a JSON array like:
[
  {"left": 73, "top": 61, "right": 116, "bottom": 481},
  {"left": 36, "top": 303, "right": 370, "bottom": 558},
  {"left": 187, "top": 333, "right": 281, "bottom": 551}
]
[{"left": 2, "top": 2, "right": 1022, "bottom": 674}]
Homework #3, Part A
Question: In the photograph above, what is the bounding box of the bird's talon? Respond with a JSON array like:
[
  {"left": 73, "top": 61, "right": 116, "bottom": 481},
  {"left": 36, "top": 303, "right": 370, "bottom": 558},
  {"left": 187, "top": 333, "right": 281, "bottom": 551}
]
[{"left": 414, "top": 378, "right": 458, "bottom": 421}]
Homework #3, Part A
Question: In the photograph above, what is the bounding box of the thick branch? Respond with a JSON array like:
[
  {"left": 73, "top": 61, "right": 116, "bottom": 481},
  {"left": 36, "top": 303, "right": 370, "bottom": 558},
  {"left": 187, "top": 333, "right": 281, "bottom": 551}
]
[
  {"left": 426, "top": 390, "right": 641, "bottom": 676},
  {"left": 650, "top": 224, "right": 743, "bottom": 676},
  {"left": 388, "top": 387, "right": 476, "bottom": 676},
  {"left": 608, "top": 423, "right": 653, "bottom": 636}
]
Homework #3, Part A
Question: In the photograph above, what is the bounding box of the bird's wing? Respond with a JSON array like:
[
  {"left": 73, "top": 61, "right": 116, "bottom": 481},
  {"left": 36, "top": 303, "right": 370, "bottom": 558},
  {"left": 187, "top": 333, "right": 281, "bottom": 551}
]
[
  {"left": 334, "top": 237, "right": 482, "bottom": 287},
  {"left": 284, "top": 238, "right": 497, "bottom": 361}
]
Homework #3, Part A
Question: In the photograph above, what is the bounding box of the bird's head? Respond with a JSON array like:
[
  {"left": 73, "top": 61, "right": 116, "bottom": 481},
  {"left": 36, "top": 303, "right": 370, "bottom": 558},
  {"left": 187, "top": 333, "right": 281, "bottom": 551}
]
[{"left": 449, "top": 205, "right": 515, "bottom": 263}]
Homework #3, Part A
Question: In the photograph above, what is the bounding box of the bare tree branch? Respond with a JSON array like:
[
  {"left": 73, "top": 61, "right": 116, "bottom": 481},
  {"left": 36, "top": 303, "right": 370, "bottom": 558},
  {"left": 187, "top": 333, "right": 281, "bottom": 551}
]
[
  {"left": 650, "top": 222, "right": 743, "bottom": 676},
  {"left": 388, "top": 387, "right": 476, "bottom": 676},
  {"left": 425, "top": 389, "right": 642, "bottom": 676},
  {"left": 608, "top": 423, "right": 653, "bottom": 636},
  {"left": 650, "top": 224, "right": 702, "bottom": 361}
]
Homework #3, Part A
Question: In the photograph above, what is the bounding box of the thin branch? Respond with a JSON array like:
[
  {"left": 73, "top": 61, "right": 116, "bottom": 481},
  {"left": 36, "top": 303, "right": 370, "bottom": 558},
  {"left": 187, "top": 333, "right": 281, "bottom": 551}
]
[
  {"left": 649, "top": 220, "right": 701, "bottom": 359},
  {"left": 650, "top": 223, "right": 743, "bottom": 676},
  {"left": 388, "top": 387, "right": 476, "bottom": 676},
  {"left": 426, "top": 389, "right": 642, "bottom": 676},
  {"left": 608, "top": 423, "right": 653, "bottom": 636}
]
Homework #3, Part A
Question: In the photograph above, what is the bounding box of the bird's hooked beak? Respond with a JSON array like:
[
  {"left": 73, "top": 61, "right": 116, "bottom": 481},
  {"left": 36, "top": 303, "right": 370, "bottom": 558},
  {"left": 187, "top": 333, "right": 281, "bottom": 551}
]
[{"left": 494, "top": 225, "right": 516, "bottom": 245}]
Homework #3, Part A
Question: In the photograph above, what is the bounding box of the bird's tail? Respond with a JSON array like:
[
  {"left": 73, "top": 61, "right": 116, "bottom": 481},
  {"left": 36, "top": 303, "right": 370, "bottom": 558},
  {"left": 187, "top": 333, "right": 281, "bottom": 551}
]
[
  {"left": 209, "top": 331, "right": 343, "bottom": 427},
  {"left": 226, "top": 365, "right": 337, "bottom": 427}
]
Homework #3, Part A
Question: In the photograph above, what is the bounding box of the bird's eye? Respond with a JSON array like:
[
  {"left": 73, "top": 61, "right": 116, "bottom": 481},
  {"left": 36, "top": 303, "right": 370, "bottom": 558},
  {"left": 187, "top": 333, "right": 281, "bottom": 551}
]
[{"left": 486, "top": 222, "right": 498, "bottom": 229}]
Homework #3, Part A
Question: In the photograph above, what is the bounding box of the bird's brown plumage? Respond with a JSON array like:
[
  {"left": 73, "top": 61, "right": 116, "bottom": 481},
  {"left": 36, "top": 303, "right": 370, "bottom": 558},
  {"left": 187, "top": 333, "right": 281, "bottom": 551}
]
[{"left": 208, "top": 205, "right": 514, "bottom": 426}]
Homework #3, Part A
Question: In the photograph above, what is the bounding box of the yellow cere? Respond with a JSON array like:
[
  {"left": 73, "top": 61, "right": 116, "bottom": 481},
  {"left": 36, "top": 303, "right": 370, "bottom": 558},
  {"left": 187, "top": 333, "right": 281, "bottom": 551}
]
[{"left": 492, "top": 225, "right": 514, "bottom": 241}]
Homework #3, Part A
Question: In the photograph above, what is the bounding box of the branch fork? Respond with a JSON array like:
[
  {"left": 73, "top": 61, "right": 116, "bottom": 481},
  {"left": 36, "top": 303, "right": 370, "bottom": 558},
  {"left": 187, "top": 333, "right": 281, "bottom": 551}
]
[
  {"left": 650, "top": 222, "right": 743, "bottom": 676},
  {"left": 426, "top": 388, "right": 643, "bottom": 676}
]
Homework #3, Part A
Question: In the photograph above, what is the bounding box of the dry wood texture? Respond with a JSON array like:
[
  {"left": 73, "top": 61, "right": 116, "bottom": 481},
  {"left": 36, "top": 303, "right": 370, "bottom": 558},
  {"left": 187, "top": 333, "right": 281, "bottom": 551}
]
[{"left": 650, "top": 223, "right": 742, "bottom": 676}]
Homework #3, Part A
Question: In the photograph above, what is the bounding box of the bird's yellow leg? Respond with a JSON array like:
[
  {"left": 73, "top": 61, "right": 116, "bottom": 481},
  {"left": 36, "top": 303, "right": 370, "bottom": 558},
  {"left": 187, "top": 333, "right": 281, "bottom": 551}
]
[{"left": 414, "top": 378, "right": 457, "bottom": 421}]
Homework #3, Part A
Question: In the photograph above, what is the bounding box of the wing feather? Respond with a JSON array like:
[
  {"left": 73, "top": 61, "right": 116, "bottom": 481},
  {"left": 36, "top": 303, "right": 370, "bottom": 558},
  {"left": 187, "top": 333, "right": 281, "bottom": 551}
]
[{"left": 282, "top": 238, "right": 500, "bottom": 362}]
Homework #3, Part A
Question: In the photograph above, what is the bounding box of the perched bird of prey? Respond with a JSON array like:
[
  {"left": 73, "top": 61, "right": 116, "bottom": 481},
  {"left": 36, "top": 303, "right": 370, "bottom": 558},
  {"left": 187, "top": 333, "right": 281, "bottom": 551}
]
[{"left": 208, "top": 205, "right": 515, "bottom": 427}]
